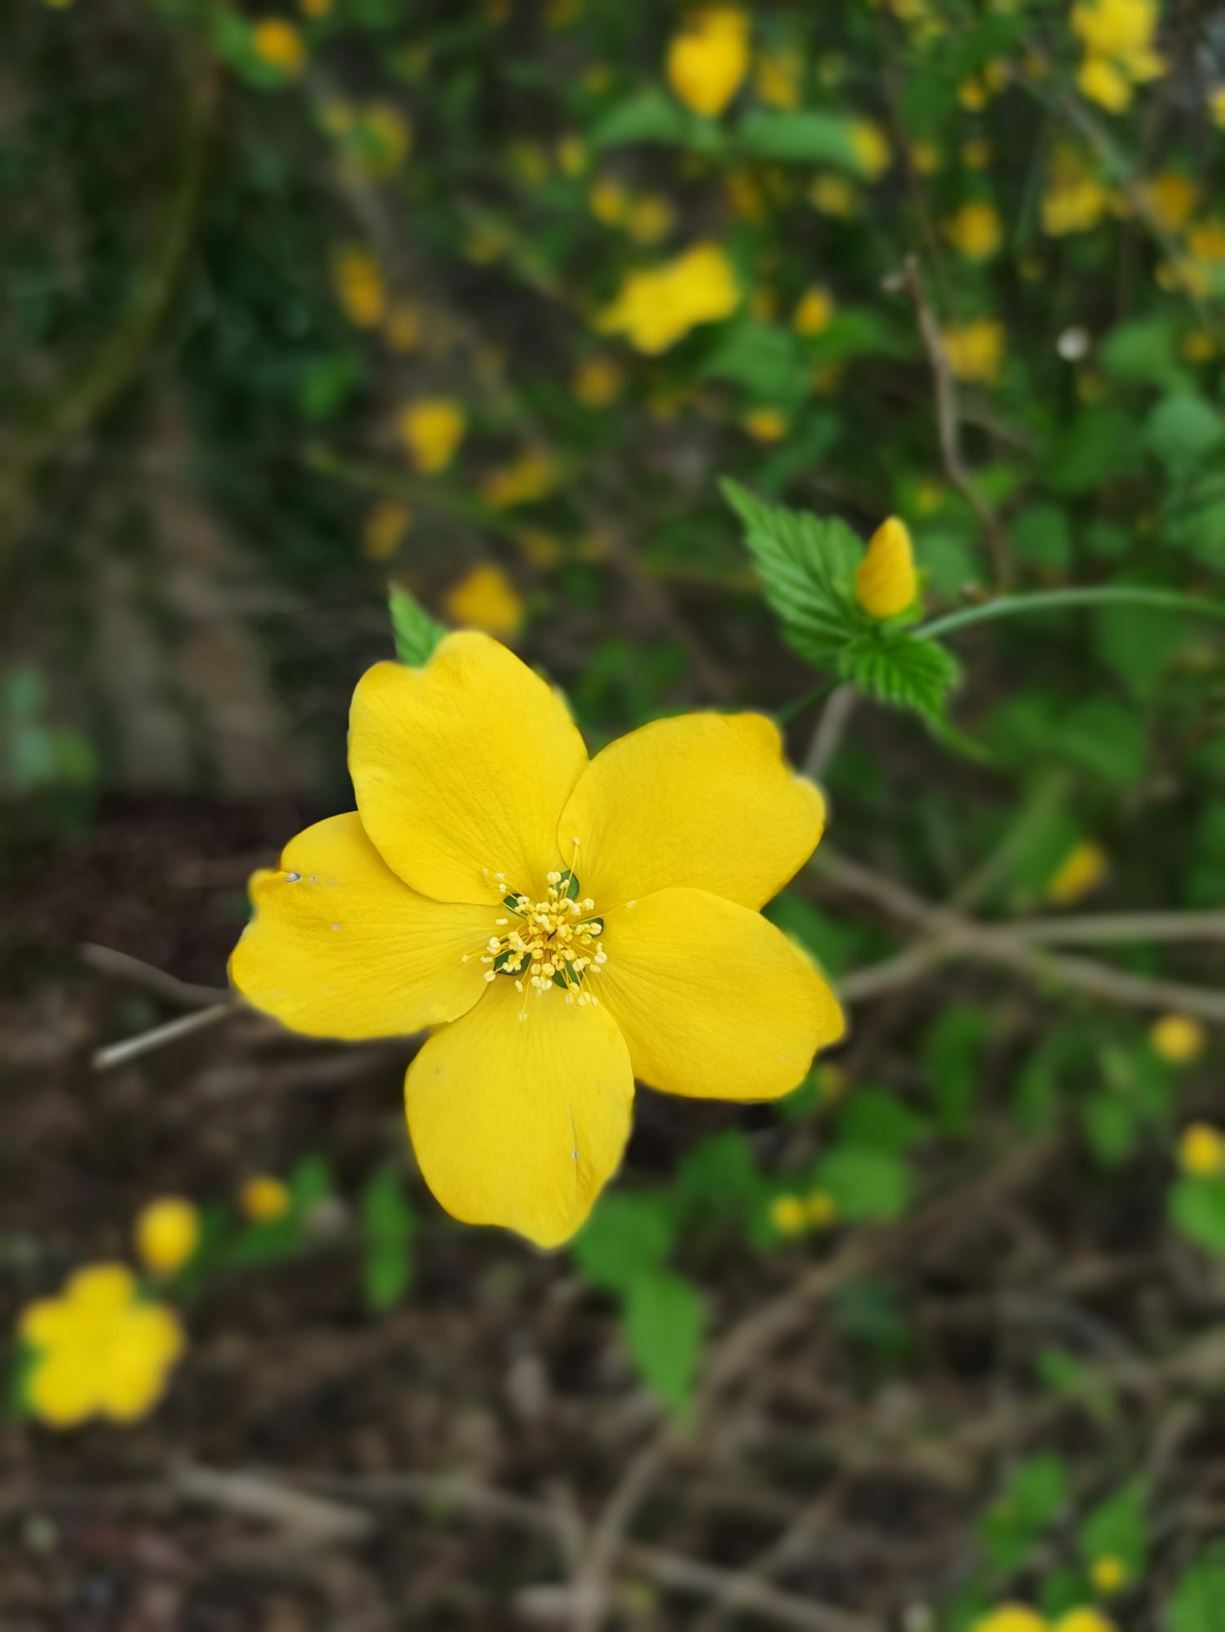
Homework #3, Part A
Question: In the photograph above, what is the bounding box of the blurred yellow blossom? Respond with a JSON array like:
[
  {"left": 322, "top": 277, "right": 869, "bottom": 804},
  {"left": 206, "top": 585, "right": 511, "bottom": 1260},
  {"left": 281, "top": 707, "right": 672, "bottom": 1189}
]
[
  {"left": 354, "top": 103, "right": 412, "bottom": 177},
  {"left": 809, "top": 174, "right": 857, "bottom": 217},
  {"left": 556, "top": 135, "right": 588, "bottom": 177},
  {"left": 1212, "top": 86, "right": 1225, "bottom": 127},
  {"left": 1150, "top": 1013, "right": 1206, "bottom": 1063},
  {"left": 665, "top": 7, "right": 751, "bottom": 119},
  {"left": 597, "top": 242, "right": 740, "bottom": 354},
  {"left": 299, "top": 0, "right": 331, "bottom": 15},
  {"left": 910, "top": 139, "right": 943, "bottom": 176},
  {"left": 331, "top": 246, "right": 386, "bottom": 329},
  {"left": 793, "top": 284, "right": 834, "bottom": 337},
  {"left": 1179, "top": 1123, "right": 1225, "bottom": 1176},
  {"left": 943, "top": 320, "right": 1005, "bottom": 386},
  {"left": 252, "top": 18, "right": 306, "bottom": 77},
  {"left": 1056, "top": 1611, "right": 1117, "bottom": 1632},
  {"left": 589, "top": 177, "right": 631, "bottom": 226},
  {"left": 135, "top": 1197, "right": 200, "bottom": 1277},
  {"left": 1073, "top": 0, "right": 1164, "bottom": 111},
  {"left": 755, "top": 47, "right": 802, "bottom": 109},
  {"left": 1046, "top": 841, "right": 1109, "bottom": 904},
  {"left": 383, "top": 301, "right": 423, "bottom": 353},
  {"left": 398, "top": 398, "right": 466, "bottom": 474},
  {"left": 742, "top": 407, "right": 789, "bottom": 442},
  {"left": 851, "top": 119, "right": 891, "bottom": 180},
  {"left": 20, "top": 1264, "right": 184, "bottom": 1428},
  {"left": 770, "top": 1194, "right": 807, "bottom": 1236},
  {"left": 973, "top": 1608, "right": 1048, "bottom": 1632},
  {"left": 363, "top": 499, "right": 412, "bottom": 562},
  {"left": 856, "top": 517, "right": 918, "bottom": 618},
  {"left": 573, "top": 356, "right": 625, "bottom": 407},
  {"left": 945, "top": 200, "right": 1002, "bottom": 260},
  {"left": 1089, "top": 1557, "right": 1128, "bottom": 1595},
  {"left": 959, "top": 76, "right": 990, "bottom": 111},
  {"left": 1143, "top": 171, "right": 1198, "bottom": 231},
  {"left": 481, "top": 449, "right": 559, "bottom": 510},
  {"left": 1042, "top": 147, "right": 1111, "bottom": 236},
  {"left": 1187, "top": 220, "right": 1225, "bottom": 263},
  {"left": 240, "top": 1175, "right": 293, "bottom": 1222},
  {"left": 444, "top": 563, "right": 526, "bottom": 639},
  {"left": 510, "top": 140, "right": 550, "bottom": 187},
  {"left": 626, "top": 193, "right": 677, "bottom": 246},
  {"left": 807, "top": 1190, "right": 837, "bottom": 1227},
  {"left": 1181, "top": 329, "right": 1216, "bottom": 363}
]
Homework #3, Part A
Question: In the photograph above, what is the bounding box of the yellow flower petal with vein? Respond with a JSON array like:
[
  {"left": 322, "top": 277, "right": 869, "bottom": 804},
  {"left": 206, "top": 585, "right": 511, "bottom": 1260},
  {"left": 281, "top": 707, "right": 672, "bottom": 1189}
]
[
  {"left": 405, "top": 978, "right": 634, "bottom": 1246},
  {"left": 598, "top": 888, "right": 844, "bottom": 1099},
  {"left": 230, "top": 813, "right": 492, "bottom": 1038},
  {"left": 349, "top": 634, "right": 588, "bottom": 905},
  {"left": 559, "top": 712, "right": 824, "bottom": 910}
]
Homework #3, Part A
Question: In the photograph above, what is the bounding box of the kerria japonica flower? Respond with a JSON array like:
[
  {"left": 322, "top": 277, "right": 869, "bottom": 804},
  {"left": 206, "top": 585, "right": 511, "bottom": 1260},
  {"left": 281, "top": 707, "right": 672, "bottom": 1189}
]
[{"left": 230, "top": 634, "right": 845, "bottom": 1246}]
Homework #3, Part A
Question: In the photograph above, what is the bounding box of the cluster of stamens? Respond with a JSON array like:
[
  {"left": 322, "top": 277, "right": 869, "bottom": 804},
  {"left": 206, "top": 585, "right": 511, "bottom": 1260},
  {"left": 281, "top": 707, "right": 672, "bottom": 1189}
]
[{"left": 464, "top": 868, "right": 607, "bottom": 1007}]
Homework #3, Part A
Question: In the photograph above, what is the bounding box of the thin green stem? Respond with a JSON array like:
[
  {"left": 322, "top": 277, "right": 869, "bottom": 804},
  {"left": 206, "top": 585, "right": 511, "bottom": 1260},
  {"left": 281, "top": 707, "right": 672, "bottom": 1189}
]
[{"left": 918, "top": 586, "right": 1225, "bottom": 641}]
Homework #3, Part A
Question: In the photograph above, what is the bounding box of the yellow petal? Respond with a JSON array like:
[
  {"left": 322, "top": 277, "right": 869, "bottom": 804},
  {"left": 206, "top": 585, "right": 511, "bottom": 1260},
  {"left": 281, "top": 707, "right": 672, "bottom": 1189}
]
[
  {"left": 98, "top": 1307, "right": 184, "bottom": 1421},
  {"left": 598, "top": 887, "right": 845, "bottom": 1099},
  {"left": 230, "top": 813, "right": 492, "bottom": 1040},
  {"left": 27, "top": 1352, "right": 99, "bottom": 1428},
  {"left": 19, "top": 1297, "right": 75, "bottom": 1351},
  {"left": 65, "top": 1263, "right": 136, "bottom": 1313},
  {"left": 349, "top": 633, "right": 589, "bottom": 904},
  {"left": 558, "top": 712, "right": 824, "bottom": 910},
  {"left": 404, "top": 978, "right": 633, "bottom": 1247}
]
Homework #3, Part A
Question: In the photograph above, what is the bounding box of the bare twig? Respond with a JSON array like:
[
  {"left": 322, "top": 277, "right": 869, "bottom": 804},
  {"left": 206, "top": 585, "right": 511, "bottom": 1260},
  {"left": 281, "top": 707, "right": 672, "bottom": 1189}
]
[
  {"left": 895, "top": 256, "right": 1012, "bottom": 587},
  {"left": 92, "top": 1002, "right": 236, "bottom": 1073},
  {"left": 80, "top": 943, "right": 227, "bottom": 1009},
  {"left": 803, "top": 684, "right": 857, "bottom": 779}
]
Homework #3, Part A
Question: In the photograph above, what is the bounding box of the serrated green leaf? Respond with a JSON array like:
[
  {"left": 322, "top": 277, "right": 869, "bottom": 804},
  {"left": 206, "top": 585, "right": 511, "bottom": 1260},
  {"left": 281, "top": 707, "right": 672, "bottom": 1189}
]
[
  {"left": 722, "top": 480, "right": 867, "bottom": 665},
  {"left": 836, "top": 631, "right": 962, "bottom": 725},
  {"left": 389, "top": 585, "right": 447, "bottom": 666},
  {"left": 622, "top": 1269, "right": 704, "bottom": 1413}
]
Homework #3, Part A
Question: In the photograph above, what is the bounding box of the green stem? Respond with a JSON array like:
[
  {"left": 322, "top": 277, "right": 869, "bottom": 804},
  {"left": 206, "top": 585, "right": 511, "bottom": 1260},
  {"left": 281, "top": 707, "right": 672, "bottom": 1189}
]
[
  {"left": 918, "top": 586, "right": 1225, "bottom": 641},
  {"left": 773, "top": 680, "right": 835, "bottom": 726}
]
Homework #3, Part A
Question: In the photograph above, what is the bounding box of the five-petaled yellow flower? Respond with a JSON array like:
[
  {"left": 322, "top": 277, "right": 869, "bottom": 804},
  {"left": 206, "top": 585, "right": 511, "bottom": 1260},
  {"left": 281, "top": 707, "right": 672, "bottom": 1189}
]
[
  {"left": 665, "top": 7, "right": 751, "bottom": 119},
  {"left": 597, "top": 242, "right": 740, "bottom": 354},
  {"left": 230, "top": 634, "right": 845, "bottom": 1246}
]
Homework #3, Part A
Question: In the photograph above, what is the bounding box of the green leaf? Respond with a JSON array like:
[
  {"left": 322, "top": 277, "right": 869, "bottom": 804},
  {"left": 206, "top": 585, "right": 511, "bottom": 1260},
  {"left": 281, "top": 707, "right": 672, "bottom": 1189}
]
[
  {"left": 1169, "top": 1554, "right": 1225, "bottom": 1632},
  {"left": 389, "top": 584, "right": 447, "bottom": 666},
  {"left": 573, "top": 1192, "right": 675, "bottom": 1291},
  {"left": 1045, "top": 407, "right": 1139, "bottom": 496},
  {"left": 921, "top": 1005, "right": 989, "bottom": 1137},
  {"left": 981, "top": 1452, "right": 1070, "bottom": 1573},
  {"left": 591, "top": 90, "right": 723, "bottom": 153},
  {"left": 1147, "top": 394, "right": 1225, "bottom": 478},
  {"left": 622, "top": 1270, "right": 704, "bottom": 1413},
  {"left": 814, "top": 1146, "right": 912, "bottom": 1222},
  {"left": 1099, "top": 315, "right": 1186, "bottom": 391},
  {"left": 360, "top": 1166, "right": 416, "bottom": 1312},
  {"left": 1010, "top": 504, "right": 1073, "bottom": 575},
  {"left": 676, "top": 1132, "right": 762, "bottom": 1223},
  {"left": 1169, "top": 1174, "right": 1225, "bottom": 1255},
  {"left": 1081, "top": 1092, "right": 1139, "bottom": 1169},
  {"left": 735, "top": 109, "right": 858, "bottom": 167},
  {"left": 702, "top": 320, "right": 809, "bottom": 404},
  {"left": 289, "top": 1155, "right": 334, "bottom": 1214},
  {"left": 1054, "top": 698, "right": 1147, "bottom": 786},
  {"left": 836, "top": 631, "right": 962, "bottom": 727},
  {"left": 1093, "top": 600, "right": 1186, "bottom": 698},
  {"left": 836, "top": 1089, "right": 929, "bottom": 1155},
  {"left": 1080, "top": 1481, "right": 1147, "bottom": 1584},
  {"left": 722, "top": 480, "right": 867, "bottom": 665}
]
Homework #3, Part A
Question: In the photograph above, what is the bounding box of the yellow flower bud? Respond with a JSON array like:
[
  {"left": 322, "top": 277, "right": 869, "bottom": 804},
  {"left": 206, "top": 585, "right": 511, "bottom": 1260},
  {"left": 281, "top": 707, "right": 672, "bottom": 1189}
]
[
  {"left": 240, "top": 1175, "right": 292, "bottom": 1222},
  {"left": 251, "top": 17, "right": 306, "bottom": 77},
  {"left": 1179, "top": 1123, "right": 1225, "bottom": 1178},
  {"left": 1046, "top": 841, "right": 1109, "bottom": 904},
  {"left": 665, "top": 8, "right": 751, "bottom": 119},
  {"left": 770, "top": 1194, "right": 807, "bottom": 1236},
  {"left": 1149, "top": 1013, "right": 1207, "bottom": 1065},
  {"left": 1089, "top": 1556, "right": 1127, "bottom": 1595},
  {"left": 135, "top": 1196, "right": 201, "bottom": 1276},
  {"left": 855, "top": 517, "right": 918, "bottom": 618},
  {"left": 444, "top": 563, "right": 526, "bottom": 640}
]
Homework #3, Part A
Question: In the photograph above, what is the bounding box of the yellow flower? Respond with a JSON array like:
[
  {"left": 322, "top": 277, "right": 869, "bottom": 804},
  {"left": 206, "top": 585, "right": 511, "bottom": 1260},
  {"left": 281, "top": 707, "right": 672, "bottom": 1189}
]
[
  {"left": 793, "top": 285, "right": 835, "bottom": 337},
  {"left": 1072, "top": 0, "right": 1164, "bottom": 111},
  {"left": 1187, "top": 221, "right": 1225, "bottom": 263},
  {"left": 597, "top": 242, "right": 740, "bottom": 355},
  {"left": 1056, "top": 1612, "right": 1116, "bottom": 1632},
  {"left": 331, "top": 246, "right": 386, "bottom": 330},
  {"left": 942, "top": 320, "right": 1005, "bottom": 386},
  {"left": 626, "top": 193, "right": 677, "bottom": 246},
  {"left": 444, "top": 564, "right": 526, "bottom": 639},
  {"left": 1089, "top": 1557, "right": 1128, "bottom": 1595},
  {"left": 855, "top": 517, "right": 918, "bottom": 619},
  {"left": 557, "top": 134, "right": 588, "bottom": 177},
  {"left": 589, "top": 177, "right": 630, "bottom": 226},
  {"left": 1046, "top": 841, "right": 1109, "bottom": 904},
  {"left": 1078, "top": 56, "right": 1132, "bottom": 111},
  {"left": 1179, "top": 1123, "right": 1225, "bottom": 1177},
  {"left": 384, "top": 301, "right": 423, "bottom": 354},
  {"left": 481, "top": 449, "right": 558, "bottom": 510},
  {"left": 1143, "top": 170, "right": 1198, "bottom": 231},
  {"left": 665, "top": 7, "right": 751, "bottom": 119},
  {"left": 1149, "top": 1013, "right": 1206, "bottom": 1064},
  {"left": 755, "top": 47, "right": 801, "bottom": 109},
  {"left": 910, "top": 139, "right": 942, "bottom": 176},
  {"left": 809, "top": 174, "right": 857, "bottom": 217},
  {"left": 960, "top": 77, "right": 989, "bottom": 111},
  {"left": 851, "top": 119, "right": 891, "bottom": 181},
  {"left": 1211, "top": 86, "right": 1225, "bottom": 128},
  {"left": 19, "top": 1264, "right": 184, "bottom": 1428},
  {"left": 299, "top": 0, "right": 331, "bottom": 15},
  {"left": 135, "top": 1197, "right": 200, "bottom": 1277},
  {"left": 807, "top": 1189, "right": 837, "bottom": 1227},
  {"left": 229, "top": 635, "right": 844, "bottom": 1245},
  {"left": 353, "top": 103, "right": 413, "bottom": 178},
  {"left": 1042, "top": 147, "right": 1111, "bottom": 236},
  {"left": 770, "top": 1194, "right": 808, "bottom": 1236},
  {"left": 240, "top": 1174, "right": 293, "bottom": 1222},
  {"left": 973, "top": 1607, "right": 1048, "bottom": 1632},
  {"left": 252, "top": 18, "right": 306, "bottom": 77},
  {"left": 573, "top": 356, "right": 625, "bottom": 408},
  {"left": 945, "top": 200, "right": 1003, "bottom": 260},
  {"left": 397, "top": 399, "right": 466, "bottom": 474},
  {"left": 742, "top": 407, "right": 789, "bottom": 442},
  {"left": 363, "top": 500, "right": 412, "bottom": 563}
]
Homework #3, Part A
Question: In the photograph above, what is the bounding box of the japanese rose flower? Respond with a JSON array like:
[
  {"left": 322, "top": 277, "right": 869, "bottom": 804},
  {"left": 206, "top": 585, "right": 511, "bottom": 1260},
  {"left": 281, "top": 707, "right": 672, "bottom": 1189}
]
[{"left": 230, "top": 634, "right": 844, "bottom": 1246}]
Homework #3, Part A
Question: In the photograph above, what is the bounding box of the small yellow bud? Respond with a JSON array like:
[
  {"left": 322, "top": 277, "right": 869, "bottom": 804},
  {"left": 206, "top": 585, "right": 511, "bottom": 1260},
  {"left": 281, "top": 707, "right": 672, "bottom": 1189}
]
[
  {"left": 742, "top": 407, "right": 789, "bottom": 443},
  {"left": 444, "top": 563, "right": 526, "bottom": 640},
  {"left": 362, "top": 500, "right": 412, "bottom": 562},
  {"left": 251, "top": 18, "right": 307, "bottom": 77},
  {"left": 1046, "top": 841, "right": 1109, "bottom": 905},
  {"left": 806, "top": 1190, "right": 837, "bottom": 1227},
  {"left": 135, "top": 1197, "right": 201, "bottom": 1276},
  {"left": 855, "top": 517, "right": 918, "bottom": 618},
  {"left": 770, "top": 1194, "right": 807, "bottom": 1237},
  {"left": 793, "top": 284, "right": 834, "bottom": 337},
  {"left": 1089, "top": 1556, "right": 1127, "bottom": 1596},
  {"left": 1149, "top": 1013, "right": 1207, "bottom": 1065},
  {"left": 1179, "top": 1123, "right": 1225, "bottom": 1177},
  {"left": 240, "top": 1175, "right": 292, "bottom": 1222},
  {"left": 665, "top": 8, "right": 751, "bottom": 119},
  {"left": 397, "top": 398, "right": 466, "bottom": 474}
]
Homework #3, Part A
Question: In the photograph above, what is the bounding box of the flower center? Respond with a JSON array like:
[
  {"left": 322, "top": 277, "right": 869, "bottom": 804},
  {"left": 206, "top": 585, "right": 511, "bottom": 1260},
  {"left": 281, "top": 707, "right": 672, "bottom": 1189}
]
[{"left": 469, "top": 869, "right": 607, "bottom": 1006}]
